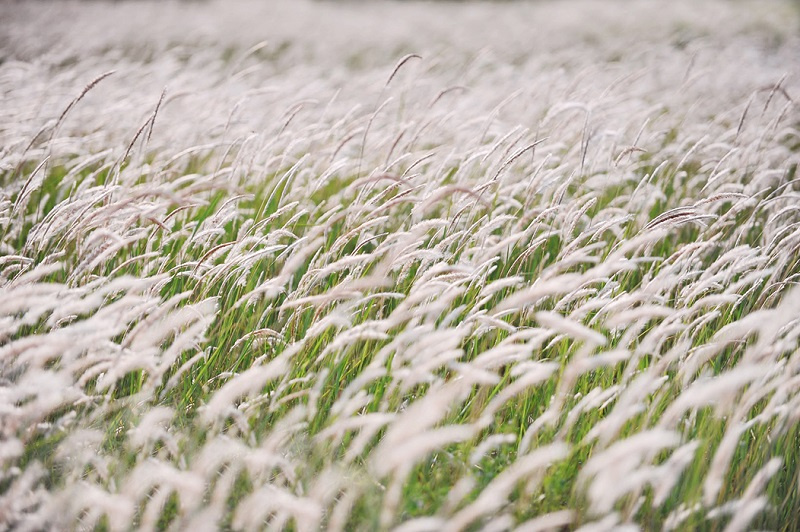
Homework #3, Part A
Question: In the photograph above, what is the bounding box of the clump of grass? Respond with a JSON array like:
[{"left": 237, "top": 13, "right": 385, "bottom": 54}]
[{"left": 1, "top": 0, "right": 800, "bottom": 530}]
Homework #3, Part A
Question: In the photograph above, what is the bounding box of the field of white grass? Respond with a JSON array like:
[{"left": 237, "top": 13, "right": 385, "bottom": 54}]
[{"left": 2, "top": 0, "right": 800, "bottom": 530}]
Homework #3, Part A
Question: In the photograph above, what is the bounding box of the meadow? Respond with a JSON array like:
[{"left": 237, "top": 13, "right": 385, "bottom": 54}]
[{"left": 1, "top": 0, "right": 800, "bottom": 530}]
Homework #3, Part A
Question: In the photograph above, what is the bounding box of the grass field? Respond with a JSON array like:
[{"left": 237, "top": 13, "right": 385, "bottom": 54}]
[{"left": 2, "top": 0, "right": 800, "bottom": 530}]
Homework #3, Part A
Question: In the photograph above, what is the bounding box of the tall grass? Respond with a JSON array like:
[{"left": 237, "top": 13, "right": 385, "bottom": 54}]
[{"left": 1, "top": 0, "right": 800, "bottom": 530}]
